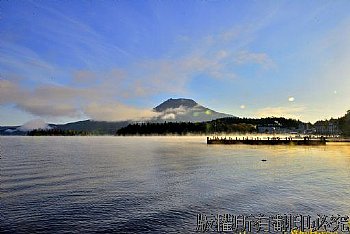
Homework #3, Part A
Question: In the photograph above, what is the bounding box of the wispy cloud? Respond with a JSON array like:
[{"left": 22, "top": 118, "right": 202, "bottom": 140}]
[
  {"left": 158, "top": 106, "right": 190, "bottom": 120},
  {"left": 84, "top": 102, "right": 159, "bottom": 122},
  {"left": 18, "top": 119, "right": 50, "bottom": 131},
  {"left": 234, "top": 51, "right": 275, "bottom": 69},
  {"left": 256, "top": 105, "right": 306, "bottom": 119},
  {"left": 0, "top": 41, "right": 57, "bottom": 84},
  {"left": 121, "top": 29, "right": 275, "bottom": 97},
  {"left": 0, "top": 79, "right": 81, "bottom": 117}
]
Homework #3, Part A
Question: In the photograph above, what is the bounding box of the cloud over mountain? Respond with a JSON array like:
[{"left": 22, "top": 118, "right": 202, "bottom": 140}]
[{"left": 18, "top": 119, "right": 51, "bottom": 131}]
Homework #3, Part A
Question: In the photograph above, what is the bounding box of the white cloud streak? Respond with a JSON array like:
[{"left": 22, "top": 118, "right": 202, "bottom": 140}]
[{"left": 18, "top": 119, "right": 50, "bottom": 131}]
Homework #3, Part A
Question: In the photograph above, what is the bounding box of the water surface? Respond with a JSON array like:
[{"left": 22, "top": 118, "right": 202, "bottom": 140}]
[{"left": 1, "top": 136, "right": 350, "bottom": 233}]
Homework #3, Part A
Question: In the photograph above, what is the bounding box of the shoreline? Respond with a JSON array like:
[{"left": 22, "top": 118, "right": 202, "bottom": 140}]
[{"left": 1, "top": 134, "right": 350, "bottom": 141}]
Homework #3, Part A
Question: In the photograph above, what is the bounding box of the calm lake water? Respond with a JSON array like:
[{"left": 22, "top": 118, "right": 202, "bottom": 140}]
[{"left": 1, "top": 136, "right": 350, "bottom": 233}]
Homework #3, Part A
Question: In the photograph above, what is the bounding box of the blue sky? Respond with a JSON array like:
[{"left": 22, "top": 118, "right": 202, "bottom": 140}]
[{"left": 1, "top": 0, "right": 350, "bottom": 125}]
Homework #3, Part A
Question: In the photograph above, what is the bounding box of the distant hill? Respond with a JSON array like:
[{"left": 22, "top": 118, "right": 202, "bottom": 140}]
[
  {"left": 152, "top": 98, "right": 234, "bottom": 122},
  {"left": 0, "top": 126, "right": 24, "bottom": 135},
  {"left": 0, "top": 120, "right": 129, "bottom": 136},
  {"left": 52, "top": 120, "right": 129, "bottom": 135}
]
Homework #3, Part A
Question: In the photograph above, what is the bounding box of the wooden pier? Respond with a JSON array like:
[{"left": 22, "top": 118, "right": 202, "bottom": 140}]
[{"left": 207, "top": 136, "right": 327, "bottom": 145}]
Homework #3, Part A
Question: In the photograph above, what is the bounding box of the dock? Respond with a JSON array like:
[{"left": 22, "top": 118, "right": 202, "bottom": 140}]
[
  {"left": 327, "top": 138, "right": 350, "bottom": 143},
  {"left": 207, "top": 136, "right": 327, "bottom": 145}
]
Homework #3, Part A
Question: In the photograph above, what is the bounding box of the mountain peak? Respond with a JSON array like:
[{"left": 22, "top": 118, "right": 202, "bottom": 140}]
[
  {"left": 154, "top": 98, "right": 198, "bottom": 112},
  {"left": 153, "top": 98, "right": 234, "bottom": 122}
]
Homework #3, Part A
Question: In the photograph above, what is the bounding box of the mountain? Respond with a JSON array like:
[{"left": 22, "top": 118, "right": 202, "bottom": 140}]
[
  {"left": 0, "top": 98, "right": 234, "bottom": 135},
  {"left": 0, "top": 126, "right": 24, "bottom": 135},
  {"left": 153, "top": 98, "right": 234, "bottom": 122},
  {"left": 0, "top": 120, "right": 130, "bottom": 136},
  {"left": 53, "top": 120, "right": 129, "bottom": 135},
  {"left": 154, "top": 98, "right": 198, "bottom": 111}
]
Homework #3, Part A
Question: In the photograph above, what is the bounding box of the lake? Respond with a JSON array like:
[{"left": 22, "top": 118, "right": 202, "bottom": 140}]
[{"left": 1, "top": 136, "right": 350, "bottom": 233}]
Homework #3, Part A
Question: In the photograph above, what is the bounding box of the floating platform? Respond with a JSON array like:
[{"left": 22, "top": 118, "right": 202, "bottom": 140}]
[{"left": 207, "top": 136, "right": 327, "bottom": 145}]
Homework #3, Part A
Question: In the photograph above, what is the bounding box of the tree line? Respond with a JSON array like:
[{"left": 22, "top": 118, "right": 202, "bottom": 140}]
[
  {"left": 339, "top": 110, "right": 350, "bottom": 136},
  {"left": 116, "top": 117, "right": 302, "bottom": 135},
  {"left": 116, "top": 122, "right": 256, "bottom": 135},
  {"left": 28, "top": 129, "right": 90, "bottom": 136}
]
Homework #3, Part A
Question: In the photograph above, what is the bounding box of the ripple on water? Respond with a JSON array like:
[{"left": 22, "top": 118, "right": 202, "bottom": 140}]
[{"left": 1, "top": 136, "right": 350, "bottom": 233}]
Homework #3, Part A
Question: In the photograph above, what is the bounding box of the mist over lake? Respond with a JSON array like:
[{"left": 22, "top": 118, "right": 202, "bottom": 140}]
[{"left": 1, "top": 136, "right": 349, "bottom": 233}]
